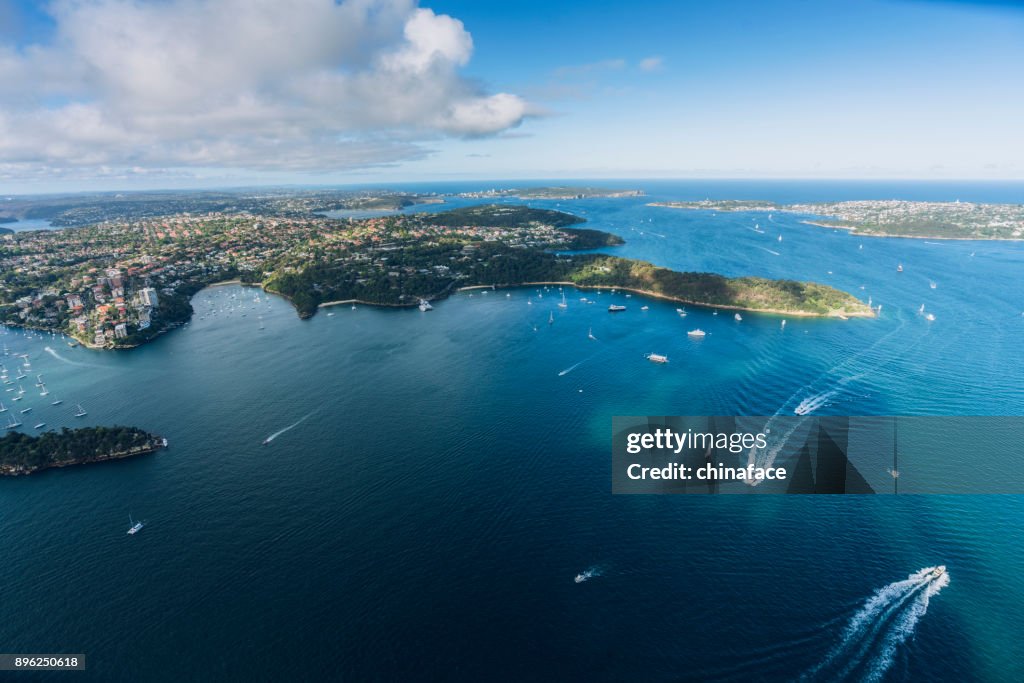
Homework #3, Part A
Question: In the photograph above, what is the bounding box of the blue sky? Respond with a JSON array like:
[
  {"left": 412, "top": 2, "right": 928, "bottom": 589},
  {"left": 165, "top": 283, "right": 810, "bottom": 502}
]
[{"left": 0, "top": 0, "right": 1022, "bottom": 192}]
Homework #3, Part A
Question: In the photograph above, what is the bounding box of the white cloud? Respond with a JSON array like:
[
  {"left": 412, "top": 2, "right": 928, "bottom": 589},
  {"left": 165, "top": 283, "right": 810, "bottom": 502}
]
[
  {"left": 638, "top": 56, "right": 663, "bottom": 72},
  {"left": 0, "top": 0, "right": 528, "bottom": 178}
]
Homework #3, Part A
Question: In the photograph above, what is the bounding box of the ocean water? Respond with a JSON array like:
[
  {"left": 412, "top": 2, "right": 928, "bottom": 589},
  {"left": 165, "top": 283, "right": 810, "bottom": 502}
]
[{"left": 2, "top": 180, "right": 1024, "bottom": 681}]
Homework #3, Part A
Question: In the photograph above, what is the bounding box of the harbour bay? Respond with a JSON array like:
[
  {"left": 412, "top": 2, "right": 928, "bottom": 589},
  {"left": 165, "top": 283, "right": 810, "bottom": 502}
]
[{"left": 2, "top": 181, "right": 1024, "bottom": 681}]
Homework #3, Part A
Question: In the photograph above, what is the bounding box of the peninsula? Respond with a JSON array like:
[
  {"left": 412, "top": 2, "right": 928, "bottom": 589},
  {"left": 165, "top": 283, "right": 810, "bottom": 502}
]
[
  {"left": 455, "top": 186, "right": 644, "bottom": 200},
  {"left": 651, "top": 199, "right": 1024, "bottom": 240},
  {"left": 0, "top": 426, "right": 167, "bottom": 476},
  {"left": 0, "top": 200, "right": 872, "bottom": 349}
]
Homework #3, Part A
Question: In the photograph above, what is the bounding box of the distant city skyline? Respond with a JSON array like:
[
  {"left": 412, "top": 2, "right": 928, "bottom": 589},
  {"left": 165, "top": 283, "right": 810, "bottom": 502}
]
[{"left": 1, "top": 0, "right": 1023, "bottom": 193}]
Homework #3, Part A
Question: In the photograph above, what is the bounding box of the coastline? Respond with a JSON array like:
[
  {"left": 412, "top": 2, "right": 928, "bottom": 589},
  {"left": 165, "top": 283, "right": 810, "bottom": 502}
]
[
  {"left": 502, "top": 282, "right": 873, "bottom": 318},
  {"left": 0, "top": 438, "right": 167, "bottom": 477},
  {"left": 799, "top": 220, "right": 1024, "bottom": 241},
  {"left": 4, "top": 273, "right": 868, "bottom": 353}
]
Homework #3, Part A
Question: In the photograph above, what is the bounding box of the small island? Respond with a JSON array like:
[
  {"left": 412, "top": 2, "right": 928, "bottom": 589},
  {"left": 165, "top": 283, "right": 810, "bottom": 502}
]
[
  {"left": 651, "top": 199, "right": 1024, "bottom": 240},
  {"left": 1, "top": 426, "right": 167, "bottom": 476}
]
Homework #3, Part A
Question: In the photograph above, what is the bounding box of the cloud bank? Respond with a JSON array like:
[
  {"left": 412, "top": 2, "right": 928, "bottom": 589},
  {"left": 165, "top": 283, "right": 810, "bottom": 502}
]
[{"left": 0, "top": 0, "right": 529, "bottom": 179}]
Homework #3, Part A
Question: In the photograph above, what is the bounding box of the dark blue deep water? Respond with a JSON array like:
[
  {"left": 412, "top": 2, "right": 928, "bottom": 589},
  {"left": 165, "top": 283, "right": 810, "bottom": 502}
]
[{"left": 2, "top": 181, "right": 1024, "bottom": 681}]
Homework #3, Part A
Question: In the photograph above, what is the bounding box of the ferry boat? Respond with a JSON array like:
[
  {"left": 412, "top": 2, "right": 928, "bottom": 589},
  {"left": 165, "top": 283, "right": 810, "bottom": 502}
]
[
  {"left": 608, "top": 304, "right": 627, "bottom": 312},
  {"left": 646, "top": 353, "right": 669, "bottom": 363},
  {"left": 74, "top": 403, "right": 87, "bottom": 417},
  {"left": 127, "top": 514, "right": 144, "bottom": 536},
  {"left": 687, "top": 329, "right": 706, "bottom": 337},
  {"left": 734, "top": 313, "right": 743, "bottom": 321},
  {"left": 418, "top": 299, "right": 433, "bottom": 312}
]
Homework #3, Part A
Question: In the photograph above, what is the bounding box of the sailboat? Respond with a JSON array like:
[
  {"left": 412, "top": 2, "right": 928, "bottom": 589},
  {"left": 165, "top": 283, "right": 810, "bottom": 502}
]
[
  {"left": 588, "top": 327, "right": 597, "bottom": 340},
  {"left": 734, "top": 313, "right": 743, "bottom": 322},
  {"left": 5, "top": 413, "right": 21, "bottom": 429},
  {"left": 897, "top": 263, "right": 904, "bottom": 272},
  {"left": 778, "top": 234, "right": 783, "bottom": 242},
  {"left": 919, "top": 304, "right": 926, "bottom": 314},
  {"left": 929, "top": 280, "right": 937, "bottom": 289},
  {"left": 0, "top": 400, "right": 6, "bottom": 412},
  {"left": 557, "top": 291, "right": 568, "bottom": 309},
  {"left": 127, "top": 513, "right": 144, "bottom": 535},
  {"left": 74, "top": 403, "right": 87, "bottom": 417},
  {"left": 548, "top": 311, "right": 554, "bottom": 325}
]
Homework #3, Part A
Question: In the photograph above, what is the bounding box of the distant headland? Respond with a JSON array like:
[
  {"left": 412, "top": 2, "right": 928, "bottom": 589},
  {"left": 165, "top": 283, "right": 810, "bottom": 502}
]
[{"left": 651, "top": 199, "right": 1024, "bottom": 240}]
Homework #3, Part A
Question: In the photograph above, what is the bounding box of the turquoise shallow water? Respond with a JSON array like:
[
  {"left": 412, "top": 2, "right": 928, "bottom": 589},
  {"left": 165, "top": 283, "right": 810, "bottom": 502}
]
[{"left": 2, "top": 181, "right": 1024, "bottom": 681}]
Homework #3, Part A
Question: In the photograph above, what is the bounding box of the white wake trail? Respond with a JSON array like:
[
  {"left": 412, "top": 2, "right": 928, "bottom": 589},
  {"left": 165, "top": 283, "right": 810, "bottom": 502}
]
[
  {"left": 803, "top": 567, "right": 949, "bottom": 682},
  {"left": 264, "top": 412, "right": 314, "bottom": 444}
]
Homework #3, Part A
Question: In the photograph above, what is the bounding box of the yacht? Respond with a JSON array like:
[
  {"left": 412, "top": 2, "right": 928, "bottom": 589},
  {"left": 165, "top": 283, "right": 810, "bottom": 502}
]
[
  {"left": 0, "top": 401, "right": 6, "bottom": 412},
  {"left": 588, "top": 327, "right": 597, "bottom": 340},
  {"left": 928, "top": 566, "right": 946, "bottom": 580},
  {"left": 33, "top": 422, "right": 45, "bottom": 429},
  {"left": 20, "top": 407, "right": 31, "bottom": 414},
  {"left": 919, "top": 304, "right": 926, "bottom": 314},
  {"left": 51, "top": 399, "right": 63, "bottom": 406},
  {"left": 687, "top": 329, "right": 706, "bottom": 338},
  {"left": 646, "top": 353, "right": 669, "bottom": 364},
  {"left": 39, "top": 384, "right": 49, "bottom": 396},
  {"left": 929, "top": 280, "right": 937, "bottom": 289},
  {"left": 640, "top": 305, "right": 649, "bottom": 311},
  {"left": 418, "top": 299, "right": 433, "bottom": 312},
  {"left": 74, "top": 403, "right": 87, "bottom": 417},
  {"left": 925, "top": 313, "right": 936, "bottom": 321},
  {"left": 35, "top": 374, "right": 44, "bottom": 387},
  {"left": 5, "top": 414, "right": 21, "bottom": 429},
  {"left": 734, "top": 313, "right": 743, "bottom": 321},
  {"left": 608, "top": 304, "right": 627, "bottom": 312},
  {"left": 676, "top": 308, "right": 687, "bottom": 317},
  {"left": 127, "top": 514, "right": 144, "bottom": 536},
  {"left": 557, "top": 292, "right": 568, "bottom": 309},
  {"left": 548, "top": 311, "right": 555, "bottom": 324}
]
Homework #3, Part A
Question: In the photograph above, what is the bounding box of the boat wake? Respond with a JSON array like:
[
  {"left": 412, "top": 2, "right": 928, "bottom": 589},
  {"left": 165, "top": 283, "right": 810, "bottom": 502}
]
[
  {"left": 558, "top": 361, "right": 585, "bottom": 376},
  {"left": 793, "top": 390, "right": 837, "bottom": 416},
  {"left": 744, "top": 315, "right": 917, "bottom": 479},
  {"left": 802, "top": 566, "right": 949, "bottom": 682},
  {"left": 574, "top": 566, "right": 602, "bottom": 583},
  {"left": 263, "top": 412, "right": 315, "bottom": 445},
  {"left": 43, "top": 346, "right": 96, "bottom": 367},
  {"left": 757, "top": 246, "right": 781, "bottom": 256}
]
